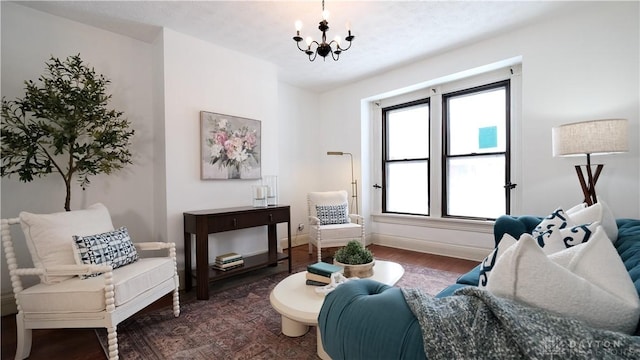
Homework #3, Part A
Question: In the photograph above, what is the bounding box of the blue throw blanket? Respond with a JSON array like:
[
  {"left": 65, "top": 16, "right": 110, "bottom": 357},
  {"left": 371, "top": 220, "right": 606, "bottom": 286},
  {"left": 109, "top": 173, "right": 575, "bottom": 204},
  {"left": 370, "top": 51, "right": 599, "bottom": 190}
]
[{"left": 402, "top": 287, "right": 640, "bottom": 359}]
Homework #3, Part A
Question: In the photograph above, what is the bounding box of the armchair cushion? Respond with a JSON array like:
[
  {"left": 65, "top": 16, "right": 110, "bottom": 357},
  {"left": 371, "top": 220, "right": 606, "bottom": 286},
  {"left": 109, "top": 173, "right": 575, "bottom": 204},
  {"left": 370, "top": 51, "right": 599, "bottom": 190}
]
[
  {"left": 315, "top": 204, "right": 349, "bottom": 225},
  {"left": 308, "top": 191, "right": 351, "bottom": 218},
  {"left": 19, "top": 203, "right": 114, "bottom": 284},
  {"left": 73, "top": 226, "right": 139, "bottom": 278},
  {"left": 309, "top": 223, "right": 363, "bottom": 240},
  {"left": 18, "top": 257, "right": 175, "bottom": 313}
]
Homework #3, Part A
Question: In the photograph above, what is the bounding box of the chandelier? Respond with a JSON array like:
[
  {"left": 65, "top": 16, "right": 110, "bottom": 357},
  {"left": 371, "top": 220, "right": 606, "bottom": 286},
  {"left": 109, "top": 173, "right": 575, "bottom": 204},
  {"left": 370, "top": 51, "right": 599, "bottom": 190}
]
[{"left": 292, "top": 0, "right": 355, "bottom": 61}]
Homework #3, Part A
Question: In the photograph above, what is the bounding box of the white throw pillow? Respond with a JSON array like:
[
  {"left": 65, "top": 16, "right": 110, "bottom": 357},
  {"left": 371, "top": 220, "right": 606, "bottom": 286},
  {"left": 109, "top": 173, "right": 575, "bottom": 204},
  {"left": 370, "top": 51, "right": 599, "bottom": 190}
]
[
  {"left": 566, "top": 201, "right": 617, "bottom": 243},
  {"left": 487, "top": 228, "right": 640, "bottom": 334},
  {"left": 478, "top": 234, "right": 517, "bottom": 289},
  {"left": 19, "top": 203, "right": 115, "bottom": 284}
]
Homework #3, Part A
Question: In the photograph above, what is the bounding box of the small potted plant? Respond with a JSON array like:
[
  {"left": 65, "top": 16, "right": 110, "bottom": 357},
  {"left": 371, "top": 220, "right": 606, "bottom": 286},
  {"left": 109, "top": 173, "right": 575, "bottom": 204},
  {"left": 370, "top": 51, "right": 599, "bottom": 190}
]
[{"left": 333, "top": 240, "right": 375, "bottom": 278}]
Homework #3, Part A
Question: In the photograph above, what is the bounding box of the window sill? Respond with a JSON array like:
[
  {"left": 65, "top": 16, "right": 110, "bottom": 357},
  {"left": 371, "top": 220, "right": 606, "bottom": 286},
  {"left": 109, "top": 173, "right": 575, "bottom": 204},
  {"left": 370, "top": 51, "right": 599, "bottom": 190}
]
[{"left": 371, "top": 213, "right": 494, "bottom": 233}]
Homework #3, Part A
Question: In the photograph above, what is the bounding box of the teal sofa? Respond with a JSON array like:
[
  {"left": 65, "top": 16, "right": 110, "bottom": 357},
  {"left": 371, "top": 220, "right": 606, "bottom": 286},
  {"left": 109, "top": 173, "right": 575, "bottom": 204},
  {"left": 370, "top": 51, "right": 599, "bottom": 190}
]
[{"left": 318, "top": 217, "right": 640, "bottom": 359}]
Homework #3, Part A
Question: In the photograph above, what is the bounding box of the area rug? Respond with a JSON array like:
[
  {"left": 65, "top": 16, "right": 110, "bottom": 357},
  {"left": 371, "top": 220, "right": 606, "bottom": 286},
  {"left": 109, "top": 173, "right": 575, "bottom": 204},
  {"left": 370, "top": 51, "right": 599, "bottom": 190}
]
[{"left": 97, "top": 260, "right": 462, "bottom": 359}]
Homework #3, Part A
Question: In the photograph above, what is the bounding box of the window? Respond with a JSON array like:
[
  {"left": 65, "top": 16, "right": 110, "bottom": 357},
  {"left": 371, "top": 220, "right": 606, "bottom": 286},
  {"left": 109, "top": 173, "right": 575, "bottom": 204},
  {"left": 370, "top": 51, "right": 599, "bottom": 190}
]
[
  {"left": 382, "top": 99, "right": 430, "bottom": 215},
  {"left": 379, "top": 70, "right": 515, "bottom": 221},
  {"left": 443, "top": 81, "right": 511, "bottom": 219}
]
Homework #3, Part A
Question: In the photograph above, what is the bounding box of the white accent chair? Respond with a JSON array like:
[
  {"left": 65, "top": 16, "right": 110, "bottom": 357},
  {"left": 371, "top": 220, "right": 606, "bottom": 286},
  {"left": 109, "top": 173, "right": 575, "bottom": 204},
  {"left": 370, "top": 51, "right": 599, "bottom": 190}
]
[
  {"left": 307, "top": 191, "right": 365, "bottom": 262},
  {"left": 1, "top": 203, "right": 180, "bottom": 360}
]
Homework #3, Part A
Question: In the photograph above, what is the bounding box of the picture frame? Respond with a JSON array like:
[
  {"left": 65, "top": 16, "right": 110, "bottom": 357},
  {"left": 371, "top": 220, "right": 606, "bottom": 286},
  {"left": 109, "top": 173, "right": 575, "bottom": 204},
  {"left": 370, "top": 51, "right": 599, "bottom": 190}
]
[{"left": 200, "top": 111, "right": 261, "bottom": 180}]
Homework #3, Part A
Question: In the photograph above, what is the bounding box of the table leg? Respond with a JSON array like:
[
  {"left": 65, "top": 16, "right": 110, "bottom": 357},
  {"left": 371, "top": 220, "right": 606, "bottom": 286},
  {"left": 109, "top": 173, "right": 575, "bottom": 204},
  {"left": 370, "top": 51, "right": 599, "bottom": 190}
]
[
  {"left": 316, "top": 326, "right": 331, "bottom": 360},
  {"left": 196, "top": 221, "right": 209, "bottom": 300},
  {"left": 184, "top": 231, "right": 192, "bottom": 292},
  {"left": 281, "top": 316, "right": 308, "bottom": 337}
]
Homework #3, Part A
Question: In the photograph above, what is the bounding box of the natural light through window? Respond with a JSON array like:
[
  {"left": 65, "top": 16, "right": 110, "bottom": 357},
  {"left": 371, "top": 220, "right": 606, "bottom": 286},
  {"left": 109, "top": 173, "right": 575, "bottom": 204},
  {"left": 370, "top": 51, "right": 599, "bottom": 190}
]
[
  {"left": 445, "top": 85, "right": 508, "bottom": 219},
  {"left": 384, "top": 102, "right": 430, "bottom": 215}
]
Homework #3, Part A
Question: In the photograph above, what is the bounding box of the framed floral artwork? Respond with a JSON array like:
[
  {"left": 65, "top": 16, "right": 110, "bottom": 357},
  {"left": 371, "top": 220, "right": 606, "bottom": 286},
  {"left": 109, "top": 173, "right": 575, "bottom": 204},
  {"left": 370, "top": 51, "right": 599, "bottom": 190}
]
[{"left": 200, "top": 111, "right": 261, "bottom": 180}]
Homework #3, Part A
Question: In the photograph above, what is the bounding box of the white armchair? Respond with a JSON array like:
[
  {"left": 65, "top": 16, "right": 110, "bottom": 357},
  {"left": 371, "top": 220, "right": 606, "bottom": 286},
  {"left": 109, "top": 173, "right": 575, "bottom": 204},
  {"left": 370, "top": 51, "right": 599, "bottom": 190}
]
[
  {"left": 1, "top": 203, "right": 180, "bottom": 360},
  {"left": 307, "top": 191, "right": 365, "bottom": 262}
]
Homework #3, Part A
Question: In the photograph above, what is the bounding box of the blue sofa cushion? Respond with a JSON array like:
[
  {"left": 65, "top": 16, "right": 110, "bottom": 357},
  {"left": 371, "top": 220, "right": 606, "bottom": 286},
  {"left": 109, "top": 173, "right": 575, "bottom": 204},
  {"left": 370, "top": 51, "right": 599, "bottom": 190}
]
[
  {"left": 615, "top": 219, "right": 640, "bottom": 300},
  {"left": 455, "top": 264, "right": 480, "bottom": 286}
]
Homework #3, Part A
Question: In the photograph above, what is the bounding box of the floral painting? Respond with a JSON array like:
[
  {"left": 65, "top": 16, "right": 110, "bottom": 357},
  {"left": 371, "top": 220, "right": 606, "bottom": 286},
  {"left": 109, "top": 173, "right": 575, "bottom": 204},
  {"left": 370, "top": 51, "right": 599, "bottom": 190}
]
[{"left": 200, "top": 111, "right": 261, "bottom": 179}]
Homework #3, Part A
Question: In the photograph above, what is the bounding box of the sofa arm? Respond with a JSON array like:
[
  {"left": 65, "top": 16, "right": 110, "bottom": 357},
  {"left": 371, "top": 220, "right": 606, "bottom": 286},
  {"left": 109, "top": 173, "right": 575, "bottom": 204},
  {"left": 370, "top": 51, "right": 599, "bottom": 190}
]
[{"left": 318, "top": 279, "right": 426, "bottom": 359}]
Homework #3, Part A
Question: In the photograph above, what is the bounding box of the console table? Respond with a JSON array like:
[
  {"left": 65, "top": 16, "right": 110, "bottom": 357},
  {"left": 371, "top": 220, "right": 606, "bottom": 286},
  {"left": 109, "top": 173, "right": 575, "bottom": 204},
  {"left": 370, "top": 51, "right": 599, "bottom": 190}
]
[{"left": 184, "top": 205, "right": 292, "bottom": 300}]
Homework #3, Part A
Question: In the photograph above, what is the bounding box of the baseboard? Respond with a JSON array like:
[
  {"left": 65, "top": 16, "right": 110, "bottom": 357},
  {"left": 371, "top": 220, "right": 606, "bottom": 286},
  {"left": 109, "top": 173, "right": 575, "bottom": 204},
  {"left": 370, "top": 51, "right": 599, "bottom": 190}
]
[
  {"left": 280, "top": 233, "right": 308, "bottom": 249},
  {"left": 279, "top": 233, "right": 375, "bottom": 251},
  {"left": 373, "top": 233, "right": 488, "bottom": 262},
  {"left": 1, "top": 293, "right": 17, "bottom": 316}
]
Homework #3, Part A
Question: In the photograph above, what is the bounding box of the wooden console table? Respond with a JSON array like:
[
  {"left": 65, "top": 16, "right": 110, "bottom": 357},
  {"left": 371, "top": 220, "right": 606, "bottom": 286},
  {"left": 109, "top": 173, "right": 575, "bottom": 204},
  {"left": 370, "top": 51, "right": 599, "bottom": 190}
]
[{"left": 184, "top": 205, "right": 292, "bottom": 300}]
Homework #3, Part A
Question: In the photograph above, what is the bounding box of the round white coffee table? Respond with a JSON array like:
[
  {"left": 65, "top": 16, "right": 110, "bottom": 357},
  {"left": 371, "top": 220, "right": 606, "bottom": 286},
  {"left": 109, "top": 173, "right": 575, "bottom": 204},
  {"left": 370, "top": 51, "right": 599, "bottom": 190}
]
[{"left": 269, "top": 260, "right": 404, "bottom": 359}]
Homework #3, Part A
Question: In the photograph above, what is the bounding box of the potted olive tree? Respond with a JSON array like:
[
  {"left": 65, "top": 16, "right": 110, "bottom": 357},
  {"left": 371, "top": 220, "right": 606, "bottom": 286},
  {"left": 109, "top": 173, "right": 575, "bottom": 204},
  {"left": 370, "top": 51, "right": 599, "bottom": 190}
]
[
  {"left": 333, "top": 240, "right": 375, "bottom": 278},
  {"left": 1, "top": 54, "right": 134, "bottom": 211}
]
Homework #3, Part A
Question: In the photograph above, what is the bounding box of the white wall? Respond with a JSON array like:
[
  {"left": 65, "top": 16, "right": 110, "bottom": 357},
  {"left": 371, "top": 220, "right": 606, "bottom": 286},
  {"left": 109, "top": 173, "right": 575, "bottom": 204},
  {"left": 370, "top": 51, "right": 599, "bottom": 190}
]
[
  {"left": 1, "top": 3, "right": 157, "bottom": 294},
  {"left": 319, "top": 2, "right": 640, "bottom": 259},
  {"left": 160, "top": 28, "right": 283, "bottom": 264},
  {"left": 277, "top": 82, "right": 322, "bottom": 245}
]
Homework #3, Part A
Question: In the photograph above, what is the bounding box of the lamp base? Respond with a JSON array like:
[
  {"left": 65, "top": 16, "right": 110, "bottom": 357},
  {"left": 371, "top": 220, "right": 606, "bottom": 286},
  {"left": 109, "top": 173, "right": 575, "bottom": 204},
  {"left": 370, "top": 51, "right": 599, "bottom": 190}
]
[{"left": 575, "top": 163, "right": 603, "bottom": 206}]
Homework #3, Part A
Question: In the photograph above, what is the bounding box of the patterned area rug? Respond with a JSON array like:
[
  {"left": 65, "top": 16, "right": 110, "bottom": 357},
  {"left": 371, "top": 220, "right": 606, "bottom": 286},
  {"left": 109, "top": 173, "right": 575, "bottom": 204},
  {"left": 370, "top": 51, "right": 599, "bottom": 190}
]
[{"left": 97, "top": 260, "right": 462, "bottom": 359}]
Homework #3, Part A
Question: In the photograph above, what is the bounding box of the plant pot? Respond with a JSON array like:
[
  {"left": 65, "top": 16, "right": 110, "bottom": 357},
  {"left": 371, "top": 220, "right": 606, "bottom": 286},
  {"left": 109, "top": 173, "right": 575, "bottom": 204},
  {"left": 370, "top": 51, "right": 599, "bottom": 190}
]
[{"left": 334, "top": 259, "right": 375, "bottom": 278}]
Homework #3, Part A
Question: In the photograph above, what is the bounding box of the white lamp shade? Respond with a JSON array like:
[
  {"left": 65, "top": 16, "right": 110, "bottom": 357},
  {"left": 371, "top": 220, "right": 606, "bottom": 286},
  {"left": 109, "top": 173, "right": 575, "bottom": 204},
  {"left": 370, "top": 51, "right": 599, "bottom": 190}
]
[{"left": 552, "top": 118, "right": 629, "bottom": 157}]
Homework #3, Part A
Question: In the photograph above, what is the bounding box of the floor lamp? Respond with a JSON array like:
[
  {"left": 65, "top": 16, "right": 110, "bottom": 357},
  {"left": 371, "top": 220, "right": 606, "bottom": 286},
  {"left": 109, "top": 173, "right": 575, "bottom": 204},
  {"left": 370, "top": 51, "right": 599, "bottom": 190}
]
[
  {"left": 327, "top": 151, "right": 359, "bottom": 214},
  {"left": 552, "top": 119, "right": 628, "bottom": 206}
]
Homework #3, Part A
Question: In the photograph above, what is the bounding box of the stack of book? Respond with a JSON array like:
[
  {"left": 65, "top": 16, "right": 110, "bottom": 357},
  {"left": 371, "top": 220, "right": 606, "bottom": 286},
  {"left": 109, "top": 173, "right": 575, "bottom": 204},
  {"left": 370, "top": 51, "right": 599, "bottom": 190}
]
[
  {"left": 213, "top": 252, "right": 244, "bottom": 271},
  {"left": 305, "top": 261, "right": 343, "bottom": 286}
]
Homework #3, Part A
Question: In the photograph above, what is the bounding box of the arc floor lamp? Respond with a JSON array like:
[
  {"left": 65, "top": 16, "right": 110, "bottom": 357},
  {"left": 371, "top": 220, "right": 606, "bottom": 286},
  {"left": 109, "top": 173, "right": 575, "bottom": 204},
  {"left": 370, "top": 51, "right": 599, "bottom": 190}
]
[
  {"left": 552, "top": 118, "right": 628, "bottom": 205},
  {"left": 327, "top": 151, "right": 358, "bottom": 214}
]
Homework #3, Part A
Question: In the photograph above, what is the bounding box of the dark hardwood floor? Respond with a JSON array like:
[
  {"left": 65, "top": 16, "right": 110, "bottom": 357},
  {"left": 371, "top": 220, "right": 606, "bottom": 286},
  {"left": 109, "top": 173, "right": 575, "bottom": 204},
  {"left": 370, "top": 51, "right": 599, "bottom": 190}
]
[{"left": 1, "top": 244, "right": 477, "bottom": 360}]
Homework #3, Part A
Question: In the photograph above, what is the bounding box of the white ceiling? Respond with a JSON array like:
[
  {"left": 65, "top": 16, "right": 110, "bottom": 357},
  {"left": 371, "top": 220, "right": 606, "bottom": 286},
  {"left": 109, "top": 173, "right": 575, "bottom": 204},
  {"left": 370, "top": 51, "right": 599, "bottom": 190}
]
[{"left": 16, "top": 1, "right": 579, "bottom": 93}]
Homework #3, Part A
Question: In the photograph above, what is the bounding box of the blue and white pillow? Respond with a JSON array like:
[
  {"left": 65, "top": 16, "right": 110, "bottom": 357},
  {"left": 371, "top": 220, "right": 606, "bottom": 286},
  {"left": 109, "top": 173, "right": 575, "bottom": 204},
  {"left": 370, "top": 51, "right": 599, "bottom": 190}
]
[
  {"left": 478, "top": 233, "right": 517, "bottom": 288},
  {"left": 73, "top": 227, "right": 139, "bottom": 278},
  {"left": 316, "top": 204, "right": 349, "bottom": 225},
  {"left": 532, "top": 208, "right": 569, "bottom": 246},
  {"left": 532, "top": 207, "right": 599, "bottom": 254}
]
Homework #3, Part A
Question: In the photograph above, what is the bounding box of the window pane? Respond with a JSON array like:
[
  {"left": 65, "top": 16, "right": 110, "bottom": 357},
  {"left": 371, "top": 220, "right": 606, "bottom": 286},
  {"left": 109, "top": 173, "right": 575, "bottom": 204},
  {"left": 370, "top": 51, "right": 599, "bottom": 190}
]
[
  {"left": 447, "top": 155, "right": 505, "bottom": 218},
  {"left": 386, "top": 161, "right": 429, "bottom": 215},
  {"left": 448, "top": 88, "right": 505, "bottom": 155},
  {"left": 387, "top": 104, "right": 429, "bottom": 160}
]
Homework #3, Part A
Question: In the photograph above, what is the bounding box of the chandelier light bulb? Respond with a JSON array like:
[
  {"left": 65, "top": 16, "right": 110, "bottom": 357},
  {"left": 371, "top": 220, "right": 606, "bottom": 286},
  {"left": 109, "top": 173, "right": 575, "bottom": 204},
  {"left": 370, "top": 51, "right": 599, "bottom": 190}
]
[
  {"left": 322, "top": 9, "right": 330, "bottom": 20},
  {"left": 334, "top": 36, "right": 341, "bottom": 47},
  {"left": 295, "top": 20, "right": 303, "bottom": 31},
  {"left": 305, "top": 36, "right": 313, "bottom": 46},
  {"left": 346, "top": 21, "right": 351, "bottom": 31}
]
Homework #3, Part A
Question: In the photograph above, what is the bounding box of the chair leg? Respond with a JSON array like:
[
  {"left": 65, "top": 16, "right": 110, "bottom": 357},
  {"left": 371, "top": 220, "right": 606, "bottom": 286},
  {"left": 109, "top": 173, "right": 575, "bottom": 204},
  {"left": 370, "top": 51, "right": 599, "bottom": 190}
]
[
  {"left": 172, "top": 285, "right": 181, "bottom": 317},
  {"left": 317, "top": 243, "right": 322, "bottom": 263},
  {"left": 107, "top": 327, "right": 119, "bottom": 360},
  {"left": 14, "top": 312, "right": 31, "bottom": 360},
  {"left": 308, "top": 241, "right": 313, "bottom": 255}
]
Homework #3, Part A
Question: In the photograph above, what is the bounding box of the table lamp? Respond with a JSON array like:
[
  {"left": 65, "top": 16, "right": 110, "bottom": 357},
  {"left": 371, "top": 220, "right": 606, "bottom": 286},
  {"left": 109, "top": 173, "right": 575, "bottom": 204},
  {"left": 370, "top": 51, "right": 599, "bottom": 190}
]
[{"left": 552, "top": 118, "right": 628, "bottom": 205}]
